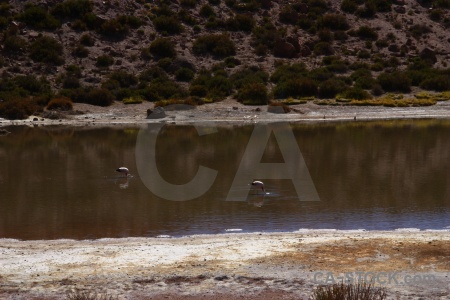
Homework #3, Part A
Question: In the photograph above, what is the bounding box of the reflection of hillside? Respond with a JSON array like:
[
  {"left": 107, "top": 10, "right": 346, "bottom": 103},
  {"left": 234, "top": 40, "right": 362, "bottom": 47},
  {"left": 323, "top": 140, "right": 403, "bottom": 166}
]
[{"left": 0, "top": 121, "right": 449, "bottom": 239}]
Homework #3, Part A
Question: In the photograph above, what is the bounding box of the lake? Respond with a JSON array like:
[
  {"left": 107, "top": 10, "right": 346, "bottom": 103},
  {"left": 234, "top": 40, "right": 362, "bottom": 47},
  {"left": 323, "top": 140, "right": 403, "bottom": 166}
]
[{"left": 0, "top": 120, "right": 449, "bottom": 240}]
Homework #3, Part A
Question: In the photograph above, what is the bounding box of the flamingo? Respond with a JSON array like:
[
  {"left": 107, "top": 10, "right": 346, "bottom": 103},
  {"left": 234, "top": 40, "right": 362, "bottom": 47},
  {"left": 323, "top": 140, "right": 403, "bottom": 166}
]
[
  {"left": 116, "top": 167, "right": 129, "bottom": 177},
  {"left": 251, "top": 180, "right": 265, "bottom": 194}
]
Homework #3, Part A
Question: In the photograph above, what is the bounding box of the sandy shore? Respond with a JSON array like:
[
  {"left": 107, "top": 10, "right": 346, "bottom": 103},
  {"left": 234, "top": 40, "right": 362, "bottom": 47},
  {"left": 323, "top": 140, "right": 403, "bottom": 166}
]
[
  {"left": 1, "top": 230, "right": 449, "bottom": 299},
  {"left": 1, "top": 98, "right": 450, "bottom": 127}
]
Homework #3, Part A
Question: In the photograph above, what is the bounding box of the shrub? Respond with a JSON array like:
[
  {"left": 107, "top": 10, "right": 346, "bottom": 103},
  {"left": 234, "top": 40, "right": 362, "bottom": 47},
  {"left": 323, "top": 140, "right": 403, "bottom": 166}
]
[
  {"left": 148, "top": 38, "right": 177, "bottom": 59},
  {"left": 409, "top": 24, "right": 431, "bottom": 39},
  {"left": 29, "top": 36, "right": 64, "bottom": 65},
  {"left": 72, "top": 44, "right": 89, "bottom": 57},
  {"left": 377, "top": 72, "right": 412, "bottom": 92},
  {"left": 108, "top": 71, "right": 138, "bottom": 88},
  {"left": 3, "top": 34, "right": 27, "bottom": 53},
  {"left": 273, "top": 78, "right": 318, "bottom": 99},
  {"left": 96, "top": 55, "right": 114, "bottom": 67},
  {"left": 86, "top": 88, "right": 115, "bottom": 106},
  {"left": 200, "top": 4, "right": 216, "bottom": 18},
  {"left": 19, "top": 4, "right": 60, "bottom": 30},
  {"left": 226, "top": 14, "right": 255, "bottom": 32},
  {"left": 47, "top": 97, "right": 73, "bottom": 111},
  {"left": 62, "top": 76, "right": 80, "bottom": 89},
  {"left": 230, "top": 66, "right": 269, "bottom": 89},
  {"left": 237, "top": 83, "right": 269, "bottom": 105},
  {"left": 339, "top": 87, "right": 372, "bottom": 100},
  {"left": 189, "top": 69, "right": 232, "bottom": 100},
  {"left": 0, "top": 99, "right": 42, "bottom": 120},
  {"left": 79, "top": 33, "right": 94, "bottom": 46},
  {"left": 313, "top": 42, "right": 334, "bottom": 55},
  {"left": 139, "top": 67, "right": 168, "bottom": 83},
  {"left": 279, "top": 5, "right": 299, "bottom": 24},
  {"left": 193, "top": 34, "right": 236, "bottom": 58},
  {"left": 270, "top": 63, "right": 308, "bottom": 83},
  {"left": 175, "top": 68, "right": 195, "bottom": 82},
  {"left": 51, "top": 0, "right": 93, "bottom": 19},
  {"left": 180, "top": 0, "right": 198, "bottom": 8},
  {"left": 318, "top": 79, "right": 348, "bottom": 98},
  {"left": 318, "top": 14, "right": 349, "bottom": 30},
  {"left": 99, "top": 18, "right": 129, "bottom": 38},
  {"left": 152, "top": 15, "right": 183, "bottom": 35},
  {"left": 341, "top": 0, "right": 358, "bottom": 13},
  {"left": 13, "top": 75, "right": 51, "bottom": 96},
  {"left": 209, "top": 0, "right": 221, "bottom": 5},
  {"left": 123, "top": 96, "right": 143, "bottom": 104},
  {"left": 420, "top": 75, "right": 450, "bottom": 91},
  {"left": 312, "top": 282, "right": 387, "bottom": 300},
  {"left": 142, "top": 79, "right": 187, "bottom": 101},
  {"left": 357, "top": 26, "right": 378, "bottom": 40}
]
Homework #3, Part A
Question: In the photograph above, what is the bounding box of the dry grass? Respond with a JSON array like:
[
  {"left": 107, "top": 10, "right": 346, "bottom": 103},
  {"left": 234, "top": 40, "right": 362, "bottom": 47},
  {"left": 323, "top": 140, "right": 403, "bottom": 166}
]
[
  {"left": 66, "top": 290, "right": 117, "bottom": 300},
  {"left": 312, "top": 282, "right": 387, "bottom": 300}
]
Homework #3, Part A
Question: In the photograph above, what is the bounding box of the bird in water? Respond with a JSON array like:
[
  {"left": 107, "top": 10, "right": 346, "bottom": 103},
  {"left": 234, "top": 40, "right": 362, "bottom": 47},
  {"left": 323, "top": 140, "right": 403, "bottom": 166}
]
[
  {"left": 116, "top": 167, "right": 130, "bottom": 177},
  {"left": 251, "top": 180, "right": 265, "bottom": 194}
]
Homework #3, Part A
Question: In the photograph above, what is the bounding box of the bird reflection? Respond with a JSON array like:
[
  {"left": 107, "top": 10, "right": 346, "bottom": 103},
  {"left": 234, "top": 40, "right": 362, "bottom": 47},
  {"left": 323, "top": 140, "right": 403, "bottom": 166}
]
[
  {"left": 247, "top": 194, "right": 265, "bottom": 207},
  {"left": 116, "top": 177, "right": 129, "bottom": 189}
]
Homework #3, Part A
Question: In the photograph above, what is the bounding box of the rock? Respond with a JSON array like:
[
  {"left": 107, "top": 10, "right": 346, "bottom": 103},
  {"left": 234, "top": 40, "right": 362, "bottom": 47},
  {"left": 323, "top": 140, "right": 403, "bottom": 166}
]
[
  {"left": 420, "top": 47, "right": 437, "bottom": 64},
  {"left": 273, "top": 40, "right": 297, "bottom": 58},
  {"left": 268, "top": 105, "right": 287, "bottom": 114},
  {"left": 394, "top": 6, "right": 406, "bottom": 14},
  {"left": 146, "top": 107, "right": 166, "bottom": 119},
  {"left": 286, "top": 36, "right": 301, "bottom": 53}
]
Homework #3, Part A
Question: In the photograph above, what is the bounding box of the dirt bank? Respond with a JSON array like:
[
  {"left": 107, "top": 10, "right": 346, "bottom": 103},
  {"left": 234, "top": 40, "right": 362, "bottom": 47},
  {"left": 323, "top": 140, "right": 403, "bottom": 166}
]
[
  {"left": 1, "top": 230, "right": 449, "bottom": 299},
  {"left": 1, "top": 99, "right": 450, "bottom": 127}
]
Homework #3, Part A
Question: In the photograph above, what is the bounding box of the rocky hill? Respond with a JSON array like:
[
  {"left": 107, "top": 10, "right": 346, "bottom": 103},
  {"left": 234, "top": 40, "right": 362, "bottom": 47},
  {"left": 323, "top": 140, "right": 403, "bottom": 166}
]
[{"left": 0, "top": 0, "right": 449, "bottom": 118}]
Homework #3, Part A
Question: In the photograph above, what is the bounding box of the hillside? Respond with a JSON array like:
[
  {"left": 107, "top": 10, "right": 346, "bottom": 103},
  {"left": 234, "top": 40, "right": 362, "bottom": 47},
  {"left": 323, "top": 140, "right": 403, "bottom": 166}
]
[{"left": 0, "top": 0, "right": 449, "bottom": 119}]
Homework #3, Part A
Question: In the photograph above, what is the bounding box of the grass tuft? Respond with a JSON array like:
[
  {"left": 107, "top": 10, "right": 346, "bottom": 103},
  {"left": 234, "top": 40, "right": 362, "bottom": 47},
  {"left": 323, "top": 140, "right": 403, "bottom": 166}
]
[{"left": 312, "top": 282, "right": 387, "bottom": 300}]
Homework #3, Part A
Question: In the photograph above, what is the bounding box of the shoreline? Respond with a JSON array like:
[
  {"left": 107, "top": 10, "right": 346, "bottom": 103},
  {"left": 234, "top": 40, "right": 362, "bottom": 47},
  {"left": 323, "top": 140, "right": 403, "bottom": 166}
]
[
  {"left": 1, "top": 230, "right": 449, "bottom": 299},
  {"left": 1, "top": 99, "right": 450, "bottom": 127}
]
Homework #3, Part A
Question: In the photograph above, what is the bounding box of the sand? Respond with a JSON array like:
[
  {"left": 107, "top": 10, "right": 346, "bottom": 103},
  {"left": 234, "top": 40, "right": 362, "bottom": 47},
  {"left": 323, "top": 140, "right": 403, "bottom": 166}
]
[{"left": 1, "top": 230, "right": 449, "bottom": 299}]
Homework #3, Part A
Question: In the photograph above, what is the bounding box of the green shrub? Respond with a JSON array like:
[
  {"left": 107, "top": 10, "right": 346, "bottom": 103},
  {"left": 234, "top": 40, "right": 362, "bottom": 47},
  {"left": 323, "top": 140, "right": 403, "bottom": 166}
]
[
  {"left": 139, "top": 67, "right": 168, "bottom": 83},
  {"left": 200, "top": 4, "right": 216, "bottom": 18},
  {"left": 318, "top": 79, "right": 348, "bottom": 98},
  {"left": 29, "top": 36, "right": 64, "bottom": 65},
  {"left": 409, "top": 24, "right": 431, "bottom": 39},
  {"left": 62, "top": 76, "right": 80, "bottom": 89},
  {"left": 226, "top": 14, "right": 255, "bottom": 32},
  {"left": 434, "top": 0, "right": 450, "bottom": 8},
  {"left": 420, "top": 75, "right": 450, "bottom": 91},
  {"left": 141, "top": 79, "right": 187, "bottom": 101},
  {"left": 72, "top": 44, "right": 89, "bottom": 57},
  {"left": 79, "top": 33, "right": 94, "bottom": 46},
  {"left": 51, "top": 0, "right": 93, "bottom": 19},
  {"left": 339, "top": 87, "right": 372, "bottom": 100},
  {"left": 224, "top": 56, "right": 241, "bottom": 68},
  {"left": 357, "top": 26, "right": 378, "bottom": 40},
  {"left": 152, "top": 15, "right": 183, "bottom": 35},
  {"left": 273, "top": 78, "right": 318, "bottom": 99},
  {"left": 237, "top": 83, "right": 269, "bottom": 105},
  {"left": 148, "top": 38, "right": 177, "bottom": 59},
  {"left": 175, "top": 68, "right": 195, "bottom": 82},
  {"left": 189, "top": 69, "right": 232, "bottom": 100},
  {"left": 86, "top": 88, "right": 115, "bottom": 106},
  {"left": 312, "top": 282, "right": 386, "bottom": 300},
  {"left": 15, "top": 75, "right": 51, "bottom": 96},
  {"left": 47, "top": 97, "right": 73, "bottom": 111},
  {"left": 209, "top": 0, "right": 221, "bottom": 5},
  {"left": 99, "top": 18, "right": 129, "bottom": 38},
  {"left": 341, "top": 0, "right": 358, "bottom": 13},
  {"left": 377, "top": 72, "right": 412, "bottom": 92},
  {"left": 230, "top": 66, "right": 269, "bottom": 89},
  {"left": 279, "top": 5, "right": 298, "bottom": 24},
  {"left": 108, "top": 71, "right": 138, "bottom": 88},
  {"left": 96, "top": 55, "right": 114, "bottom": 67},
  {"left": 3, "top": 34, "right": 27, "bottom": 53},
  {"left": 180, "top": 0, "right": 198, "bottom": 8},
  {"left": 193, "top": 34, "right": 236, "bottom": 58},
  {"left": 313, "top": 42, "right": 334, "bottom": 55},
  {"left": 270, "top": 63, "right": 308, "bottom": 83},
  {"left": 318, "top": 14, "right": 349, "bottom": 30},
  {"left": 19, "top": 4, "right": 60, "bottom": 30}
]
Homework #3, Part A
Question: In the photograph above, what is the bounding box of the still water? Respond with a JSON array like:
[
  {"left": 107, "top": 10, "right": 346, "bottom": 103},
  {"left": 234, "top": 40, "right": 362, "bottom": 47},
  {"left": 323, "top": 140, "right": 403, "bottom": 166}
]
[{"left": 0, "top": 120, "right": 449, "bottom": 240}]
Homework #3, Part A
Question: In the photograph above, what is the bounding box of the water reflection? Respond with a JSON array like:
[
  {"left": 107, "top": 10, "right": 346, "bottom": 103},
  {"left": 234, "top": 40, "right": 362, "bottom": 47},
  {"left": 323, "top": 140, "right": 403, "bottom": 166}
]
[{"left": 0, "top": 120, "right": 449, "bottom": 240}]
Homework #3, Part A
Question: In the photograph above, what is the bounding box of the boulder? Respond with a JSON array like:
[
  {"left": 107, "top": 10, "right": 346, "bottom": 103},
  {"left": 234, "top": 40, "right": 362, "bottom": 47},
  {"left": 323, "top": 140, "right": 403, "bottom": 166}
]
[
  {"left": 420, "top": 47, "right": 437, "bottom": 64},
  {"left": 146, "top": 107, "right": 166, "bottom": 119},
  {"left": 273, "top": 40, "right": 297, "bottom": 58}
]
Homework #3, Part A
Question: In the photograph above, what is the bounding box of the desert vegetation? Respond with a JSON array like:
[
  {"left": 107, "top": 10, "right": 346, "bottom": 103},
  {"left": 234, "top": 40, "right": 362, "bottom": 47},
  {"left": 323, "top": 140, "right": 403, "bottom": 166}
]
[{"left": 0, "top": 0, "right": 449, "bottom": 119}]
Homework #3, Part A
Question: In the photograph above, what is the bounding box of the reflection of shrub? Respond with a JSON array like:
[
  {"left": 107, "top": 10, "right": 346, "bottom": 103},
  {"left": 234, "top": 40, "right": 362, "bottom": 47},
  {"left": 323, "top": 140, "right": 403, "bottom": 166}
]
[
  {"left": 19, "top": 5, "right": 60, "bottom": 30},
  {"left": 29, "top": 36, "right": 64, "bottom": 65},
  {"left": 148, "top": 38, "right": 177, "bottom": 59},
  {"left": 193, "top": 34, "right": 236, "bottom": 58},
  {"left": 238, "top": 83, "right": 269, "bottom": 105},
  {"left": 47, "top": 97, "right": 73, "bottom": 111}
]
